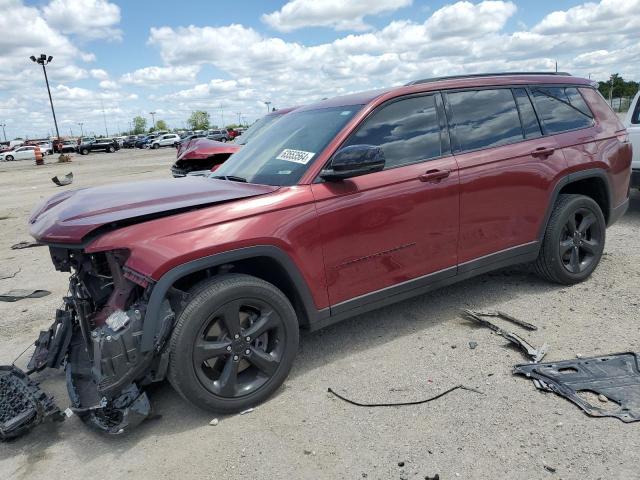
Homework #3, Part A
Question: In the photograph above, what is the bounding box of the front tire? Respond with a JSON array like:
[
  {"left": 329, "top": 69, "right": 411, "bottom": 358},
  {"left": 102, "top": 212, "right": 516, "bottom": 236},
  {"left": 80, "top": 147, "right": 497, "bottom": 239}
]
[
  {"left": 152, "top": 143, "right": 160, "bottom": 149},
  {"left": 5, "top": 155, "right": 14, "bottom": 161},
  {"left": 168, "top": 274, "right": 299, "bottom": 413},
  {"left": 534, "top": 194, "right": 605, "bottom": 285},
  {"left": 108, "top": 146, "right": 115, "bottom": 153}
]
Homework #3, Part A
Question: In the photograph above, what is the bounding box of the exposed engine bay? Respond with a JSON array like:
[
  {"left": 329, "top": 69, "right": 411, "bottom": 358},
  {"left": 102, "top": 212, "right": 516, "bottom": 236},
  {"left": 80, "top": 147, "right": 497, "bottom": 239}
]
[{"left": 3, "top": 247, "right": 178, "bottom": 437}]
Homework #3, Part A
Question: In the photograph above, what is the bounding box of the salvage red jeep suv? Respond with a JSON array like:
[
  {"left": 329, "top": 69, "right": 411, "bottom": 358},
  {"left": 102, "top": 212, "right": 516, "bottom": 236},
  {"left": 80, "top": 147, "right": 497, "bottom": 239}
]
[{"left": 28, "top": 73, "right": 631, "bottom": 433}]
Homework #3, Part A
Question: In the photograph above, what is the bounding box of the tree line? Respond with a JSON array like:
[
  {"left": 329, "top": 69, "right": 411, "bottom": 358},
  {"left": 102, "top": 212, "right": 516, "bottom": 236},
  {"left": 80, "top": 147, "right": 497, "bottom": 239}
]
[{"left": 130, "top": 111, "right": 245, "bottom": 135}]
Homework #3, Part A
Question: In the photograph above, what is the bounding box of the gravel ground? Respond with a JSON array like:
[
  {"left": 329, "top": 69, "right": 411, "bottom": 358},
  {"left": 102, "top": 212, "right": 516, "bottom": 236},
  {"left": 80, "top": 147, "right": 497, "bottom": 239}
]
[{"left": 1, "top": 148, "right": 639, "bottom": 479}]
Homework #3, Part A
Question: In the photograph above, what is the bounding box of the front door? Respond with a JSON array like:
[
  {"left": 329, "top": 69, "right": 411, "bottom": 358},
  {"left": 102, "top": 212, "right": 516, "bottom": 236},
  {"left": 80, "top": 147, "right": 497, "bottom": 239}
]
[{"left": 312, "top": 93, "right": 459, "bottom": 309}]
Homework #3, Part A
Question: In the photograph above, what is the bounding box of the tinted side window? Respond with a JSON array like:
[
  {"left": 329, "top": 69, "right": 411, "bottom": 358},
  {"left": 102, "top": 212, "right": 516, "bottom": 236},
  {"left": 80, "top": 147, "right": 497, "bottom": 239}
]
[
  {"left": 513, "top": 88, "right": 542, "bottom": 139},
  {"left": 344, "top": 95, "right": 441, "bottom": 169},
  {"left": 446, "top": 89, "right": 523, "bottom": 151},
  {"left": 530, "top": 86, "right": 593, "bottom": 133}
]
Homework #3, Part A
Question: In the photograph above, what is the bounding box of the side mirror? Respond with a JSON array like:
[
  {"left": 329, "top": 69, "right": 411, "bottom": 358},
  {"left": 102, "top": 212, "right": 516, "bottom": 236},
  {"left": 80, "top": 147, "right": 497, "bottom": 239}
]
[{"left": 320, "top": 145, "right": 385, "bottom": 181}]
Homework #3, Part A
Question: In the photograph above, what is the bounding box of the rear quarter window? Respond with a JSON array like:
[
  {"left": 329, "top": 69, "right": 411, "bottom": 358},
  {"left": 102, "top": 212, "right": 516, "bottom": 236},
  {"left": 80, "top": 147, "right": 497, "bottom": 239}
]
[
  {"left": 446, "top": 88, "right": 524, "bottom": 151},
  {"left": 530, "top": 86, "right": 593, "bottom": 134}
]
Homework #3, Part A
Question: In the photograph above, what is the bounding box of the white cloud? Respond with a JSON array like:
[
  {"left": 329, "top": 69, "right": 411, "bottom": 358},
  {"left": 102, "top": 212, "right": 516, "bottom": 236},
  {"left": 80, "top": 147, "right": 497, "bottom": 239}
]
[
  {"left": 120, "top": 65, "right": 201, "bottom": 85},
  {"left": 99, "top": 80, "right": 119, "bottom": 90},
  {"left": 43, "top": 0, "right": 122, "bottom": 40},
  {"left": 262, "top": 0, "right": 413, "bottom": 32},
  {"left": 533, "top": 0, "right": 640, "bottom": 35},
  {"left": 425, "top": 0, "right": 517, "bottom": 39},
  {"left": 90, "top": 68, "right": 109, "bottom": 80}
]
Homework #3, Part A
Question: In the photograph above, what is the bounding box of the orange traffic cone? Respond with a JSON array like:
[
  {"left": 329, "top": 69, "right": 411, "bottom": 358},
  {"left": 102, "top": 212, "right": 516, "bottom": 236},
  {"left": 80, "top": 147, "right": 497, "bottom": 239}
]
[{"left": 35, "top": 146, "right": 44, "bottom": 165}]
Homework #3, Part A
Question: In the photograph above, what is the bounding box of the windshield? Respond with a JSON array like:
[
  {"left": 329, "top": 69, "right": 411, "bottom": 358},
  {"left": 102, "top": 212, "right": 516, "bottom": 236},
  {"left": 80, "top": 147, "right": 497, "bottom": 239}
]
[
  {"left": 213, "top": 106, "right": 361, "bottom": 186},
  {"left": 234, "top": 114, "right": 281, "bottom": 146}
]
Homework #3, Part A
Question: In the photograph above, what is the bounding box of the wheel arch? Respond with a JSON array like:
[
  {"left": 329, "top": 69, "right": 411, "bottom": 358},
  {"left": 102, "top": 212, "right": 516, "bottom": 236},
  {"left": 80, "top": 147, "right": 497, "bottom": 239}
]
[
  {"left": 539, "top": 168, "right": 612, "bottom": 240},
  {"left": 141, "top": 245, "right": 322, "bottom": 352}
]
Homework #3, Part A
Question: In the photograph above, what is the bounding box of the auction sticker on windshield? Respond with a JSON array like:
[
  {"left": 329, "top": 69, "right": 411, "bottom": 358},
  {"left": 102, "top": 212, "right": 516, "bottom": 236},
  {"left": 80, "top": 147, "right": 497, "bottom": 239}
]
[{"left": 276, "top": 149, "right": 315, "bottom": 164}]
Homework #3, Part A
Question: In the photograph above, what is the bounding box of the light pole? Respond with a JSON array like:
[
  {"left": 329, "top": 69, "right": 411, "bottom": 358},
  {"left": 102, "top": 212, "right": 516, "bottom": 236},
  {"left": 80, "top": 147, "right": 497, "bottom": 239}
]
[
  {"left": 77, "top": 122, "right": 84, "bottom": 137},
  {"left": 0, "top": 123, "right": 6, "bottom": 142},
  {"left": 264, "top": 101, "right": 271, "bottom": 113},
  {"left": 30, "top": 54, "right": 60, "bottom": 142},
  {"left": 149, "top": 111, "right": 156, "bottom": 129},
  {"left": 236, "top": 112, "right": 241, "bottom": 125}
]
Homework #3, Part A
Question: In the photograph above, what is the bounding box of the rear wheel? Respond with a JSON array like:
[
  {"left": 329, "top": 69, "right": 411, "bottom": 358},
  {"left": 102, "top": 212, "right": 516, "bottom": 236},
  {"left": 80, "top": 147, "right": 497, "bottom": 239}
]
[
  {"left": 5, "top": 155, "right": 14, "bottom": 161},
  {"left": 108, "top": 146, "right": 115, "bottom": 153},
  {"left": 81, "top": 148, "right": 89, "bottom": 155},
  {"left": 152, "top": 143, "right": 160, "bottom": 149},
  {"left": 168, "top": 274, "right": 299, "bottom": 413},
  {"left": 534, "top": 194, "right": 605, "bottom": 284}
]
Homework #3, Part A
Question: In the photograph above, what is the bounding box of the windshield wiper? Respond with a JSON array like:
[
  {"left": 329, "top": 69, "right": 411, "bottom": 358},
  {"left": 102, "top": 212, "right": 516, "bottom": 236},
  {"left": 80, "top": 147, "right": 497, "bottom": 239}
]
[{"left": 212, "top": 175, "right": 248, "bottom": 183}]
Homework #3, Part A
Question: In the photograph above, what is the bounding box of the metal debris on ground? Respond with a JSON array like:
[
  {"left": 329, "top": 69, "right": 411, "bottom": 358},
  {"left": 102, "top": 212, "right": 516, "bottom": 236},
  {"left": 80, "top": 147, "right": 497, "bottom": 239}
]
[
  {"left": 514, "top": 352, "right": 640, "bottom": 423},
  {"left": 0, "top": 365, "right": 65, "bottom": 440},
  {"left": 10, "top": 241, "right": 45, "bottom": 250},
  {"left": 0, "top": 289, "right": 51, "bottom": 303},
  {"left": 51, "top": 172, "right": 73, "bottom": 186},
  {"left": 327, "top": 384, "right": 483, "bottom": 408},
  {"left": 469, "top": 310, "right": 538, "bottom": 331},
  {"left": 209, "top": 418, "right": 219, "bottom": 426},
  {"left": 461, "top": 309, "right": 548, "bottom": 363},
  {"left": 0, "top": 269, "right": 20, "bottom": 280},
  {"left": 239, "top": 408, "right": 254, "bottom": 415}
]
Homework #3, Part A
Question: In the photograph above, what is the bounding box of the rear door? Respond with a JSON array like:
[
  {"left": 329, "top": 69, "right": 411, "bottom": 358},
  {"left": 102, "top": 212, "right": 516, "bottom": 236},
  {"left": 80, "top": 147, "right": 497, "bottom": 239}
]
[
  {"left": 312, "top": 93, "right": 460, "bottom": 308},
  {"left": 444, "top": 87, "right": 567, "bottom": 266}
]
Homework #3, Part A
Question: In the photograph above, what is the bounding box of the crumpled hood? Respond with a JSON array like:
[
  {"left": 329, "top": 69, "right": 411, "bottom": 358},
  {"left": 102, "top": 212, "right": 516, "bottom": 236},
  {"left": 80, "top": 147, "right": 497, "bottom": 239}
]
[
  {"left": 178, "top": 138, "right": 241, "bottom": 161},
  {"left": 29, "top": 177, "right": 278, "bottom": 244}
]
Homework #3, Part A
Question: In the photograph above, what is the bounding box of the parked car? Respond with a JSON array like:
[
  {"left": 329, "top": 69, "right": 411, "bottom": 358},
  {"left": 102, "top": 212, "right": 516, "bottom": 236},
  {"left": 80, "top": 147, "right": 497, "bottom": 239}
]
[
  {"left": 172, "top": 108, "right": 296, "bottom": 177},
  {"left": 123, "top": 135, "right": 138, "bottom": 148},
  {"left": 57, "top": 140, "right": 77, "bottom": 153},
  {"left": 78, "top": 138, "right": 120, "bottom": 155},
  {"left": 135, "top": 134, "right": 158, "bottom": 148},
  {"left": 78, "top": 136, "right": 96, "bottom": 145},
  {"left": 207, "top": 129, "right": 230, "bottom": 142},
  {"left": 36, "top": 141, "right": 53, "bottom": 155},
  {"left": 26, "top": 73, "right": 631, "bottom": 433},
  {"left": 624, "top": 91, "right": 640, "bottom": 188},
  {"left": 149, "top": 133, "right": 181, "bottom": 149},
  {"left": 0, "top": 144, "right": 38, "bottom": 161}
]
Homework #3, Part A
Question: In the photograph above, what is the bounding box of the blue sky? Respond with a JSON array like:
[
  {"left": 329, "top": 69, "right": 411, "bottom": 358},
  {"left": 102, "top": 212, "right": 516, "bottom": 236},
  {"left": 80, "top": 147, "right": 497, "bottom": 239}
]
[{"left": 2, "top": 0, "right": 638, "bottom": 139}]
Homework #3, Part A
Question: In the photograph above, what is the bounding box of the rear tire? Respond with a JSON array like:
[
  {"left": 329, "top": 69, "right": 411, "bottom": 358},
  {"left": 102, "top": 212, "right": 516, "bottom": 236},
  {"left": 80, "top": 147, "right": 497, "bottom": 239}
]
[
  {"left": 168, "top": 274, "right": 299, "bottom": 413},
  {"left": 5, "top": 155, "right": 13, "bottom": 161},
  {"left": 108, "top": 146, "right": 115, "bottom": 153},
  {"left": 153, "top": 143, "right": 160, "bottom": 149},
  {"left": 534, "top": 194, "right": 605, "bottom": 285},
  {"left": 81, "top": 148, "right": 89, "bottom": 155}
]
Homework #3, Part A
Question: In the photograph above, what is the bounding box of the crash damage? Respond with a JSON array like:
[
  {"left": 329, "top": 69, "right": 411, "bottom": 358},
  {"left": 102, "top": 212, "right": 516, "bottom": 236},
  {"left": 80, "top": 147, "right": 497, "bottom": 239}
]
[{"left": 5, "top": 247, "right": 178, "bottom": 437}]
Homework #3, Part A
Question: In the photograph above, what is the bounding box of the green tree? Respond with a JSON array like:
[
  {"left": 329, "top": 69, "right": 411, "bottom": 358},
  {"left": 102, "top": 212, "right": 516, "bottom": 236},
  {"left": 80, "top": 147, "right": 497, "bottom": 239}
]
[
  {"left": 187, "top": 110, "right": 210, "bottom": 130},
  {"left": 133, "top": 116, "right": 147, "bottom": 134},
  {"left": 155, "top": 119, "right": 168, "bottom": 131}
]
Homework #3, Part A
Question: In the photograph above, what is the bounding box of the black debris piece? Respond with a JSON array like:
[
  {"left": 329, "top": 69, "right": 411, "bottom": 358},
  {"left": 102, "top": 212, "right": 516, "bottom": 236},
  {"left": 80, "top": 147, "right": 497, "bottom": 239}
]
[
  {"left": 514, "top": 352, "right": 640, "bottom": 423},
  {"left": 461, "top": 309, "right": 548, "bottom": 362},
  {"left": 10, "top": 241, "right": 44, "bottom": 250},
  {"left": 471, "top": 310, "right": 538, "bottom": 331},
  {"left": 51, "top": 172, "right": 73, "bottom": 186},
  {"left": 327, "top": 384, "right": 482, "bottom": 408},
  {"left": 0, "top": 269, "right": 20, "bottom": 280},
  {"left": 425, "top": 475, "right": 440, "bottom": 480},
  {"left": 0, "top": 365, "right": 64, "bottom": 441},
  {"left": 0, "top": 289, "right": 51, "bottom": 303},
  {"left": 27, "top": 308, "right": 73, "bottom": 373}
]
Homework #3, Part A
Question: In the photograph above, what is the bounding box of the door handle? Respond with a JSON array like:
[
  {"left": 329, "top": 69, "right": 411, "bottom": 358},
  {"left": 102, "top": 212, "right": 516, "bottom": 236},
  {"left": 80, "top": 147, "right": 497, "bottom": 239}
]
[
  {"left": 419, "top": 169, "right": 450, "bottom": 183},
  {"left": 531, "top": 146, "right": 555, "bottom": 159}
]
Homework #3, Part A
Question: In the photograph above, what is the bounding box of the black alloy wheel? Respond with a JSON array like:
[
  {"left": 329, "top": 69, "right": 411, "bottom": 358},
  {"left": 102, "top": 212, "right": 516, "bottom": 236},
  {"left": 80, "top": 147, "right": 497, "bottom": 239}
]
[
  {"left": 192, "top": 298, "right": 284, "bottom": 398},
  {"left": 559, "top": 207, "right": 603, "bottom": 274},
  {"left": 168, "top": 274, "right": 299, "bottom": 413}
]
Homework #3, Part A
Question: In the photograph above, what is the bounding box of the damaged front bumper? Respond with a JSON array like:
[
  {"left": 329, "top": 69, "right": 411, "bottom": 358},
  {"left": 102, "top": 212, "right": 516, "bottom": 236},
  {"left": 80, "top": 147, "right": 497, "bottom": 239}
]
[{"left": 2, "top": 246, "right": 177, "bottom": 439}]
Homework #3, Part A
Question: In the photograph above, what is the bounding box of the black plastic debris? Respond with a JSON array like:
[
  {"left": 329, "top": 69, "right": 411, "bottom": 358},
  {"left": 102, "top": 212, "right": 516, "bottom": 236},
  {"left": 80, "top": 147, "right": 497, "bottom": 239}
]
[
  {"left": 514, "top": 352, "right": 640, "bottom": 422},
  {"left": 0, "top": 289, "right": 51, "bottom": 303},
  {"left": 0, "top": 365, "right": 64, "bottom": 440},
  {"left": 327, "top": 384, "right": 482, "bottom": 407},
  {"left": 51, "top": 172, "right": 73, "bottom": 186},
  {"left": 461, "top": 309, "right": 548, "bottom": 362},
  {"left": 10, "top": 241, "right": 44, "bottom": 250}
]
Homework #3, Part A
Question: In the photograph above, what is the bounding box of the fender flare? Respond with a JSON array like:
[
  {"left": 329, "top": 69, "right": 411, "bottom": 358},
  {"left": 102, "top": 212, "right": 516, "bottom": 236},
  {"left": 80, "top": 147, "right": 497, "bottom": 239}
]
[
  {"left": 141, "top": 245, "right": 322, "bottom": 352},
  {"left": 538, "top": 168, "right": 612, "bottom": 240}
]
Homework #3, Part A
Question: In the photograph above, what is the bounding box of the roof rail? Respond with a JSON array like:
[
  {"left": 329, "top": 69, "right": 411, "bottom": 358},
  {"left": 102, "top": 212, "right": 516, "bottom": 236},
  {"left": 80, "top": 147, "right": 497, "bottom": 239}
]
[{"left": 406, "top": 72, "right": 572, "bottom": 86}]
